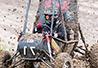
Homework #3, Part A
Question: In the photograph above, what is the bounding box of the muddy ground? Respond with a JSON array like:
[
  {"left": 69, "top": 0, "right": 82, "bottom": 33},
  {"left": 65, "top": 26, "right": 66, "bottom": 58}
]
[
  {"left": 0, "top": 0, "right": 98, "bottom": 68},
  {"left": 0, "top": 0, "right": 97, "bottom": 52}
]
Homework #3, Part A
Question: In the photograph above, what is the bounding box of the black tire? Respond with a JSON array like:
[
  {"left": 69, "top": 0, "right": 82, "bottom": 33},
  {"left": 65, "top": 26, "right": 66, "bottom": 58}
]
[
  {"left": 2, "top": 51, "right": 12, "bottom": 68},
  {"left": 90, "top": 43, "right": 98, "bottom": 68},
  {"left": 54, "top": 53, "right": 73, "bottom": 68}
]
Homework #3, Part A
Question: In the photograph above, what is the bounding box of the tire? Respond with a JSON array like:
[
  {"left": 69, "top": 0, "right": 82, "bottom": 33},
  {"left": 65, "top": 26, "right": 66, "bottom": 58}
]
[
  {"left": 89, "top": 43, "right": 98, "bottom": 68},
  {"left": 2, "top": 51, "right": 12, "bottom": 68},
  {"left": 54, "top": 53, "right": 73, "bottom": 68}
]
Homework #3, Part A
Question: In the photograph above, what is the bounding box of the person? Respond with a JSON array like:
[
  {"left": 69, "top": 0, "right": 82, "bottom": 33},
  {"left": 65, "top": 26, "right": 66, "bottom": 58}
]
[
  {"left": 37, "top": 14, "right": 66, "bottom": 40},
  {"left": 37, "top": 0, "right": 73, "bottom": 21},
  {"left": 33, "top": 0, "right": 72, "bottom": 40},
  {"left": 34, "top": 0, "right": 69, "bottom": 24}
]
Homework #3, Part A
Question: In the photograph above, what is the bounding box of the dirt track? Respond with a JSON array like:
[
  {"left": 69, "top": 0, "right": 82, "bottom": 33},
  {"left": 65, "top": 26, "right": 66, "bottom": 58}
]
[
  {"left": 0, "top": 0, "right": 39, "bottom": 52},
  {"left": 0, "top": 0, "right": 97, "bottom": 52},
  {"left": 0, "top": 0, "right": 98, "bottom": 68},
  {"left": 78, "top": 0, "right": 98, "bottom": 49}
]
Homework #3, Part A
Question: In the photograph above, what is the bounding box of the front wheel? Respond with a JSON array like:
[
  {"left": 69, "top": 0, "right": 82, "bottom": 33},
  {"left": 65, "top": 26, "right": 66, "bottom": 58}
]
[
  {"left": 54, "top": 53, "right": 73, "bottom": 68},
  {"left": 2, "top": 51, "right": 12, "bottom": 68}
]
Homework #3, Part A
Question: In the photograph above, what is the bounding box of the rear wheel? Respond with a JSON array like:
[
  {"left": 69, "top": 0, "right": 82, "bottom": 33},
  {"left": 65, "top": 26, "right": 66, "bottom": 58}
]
[
  {"left": 90, "top": 43, "right": 98, "bottom": 68},
  {"left": 54, "top": 53, "right": 73, "bottom": 68}
]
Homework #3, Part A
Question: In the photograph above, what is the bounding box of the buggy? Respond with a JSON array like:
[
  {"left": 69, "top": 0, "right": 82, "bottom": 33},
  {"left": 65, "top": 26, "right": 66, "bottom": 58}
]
[{"left": 1, "top": 0, "right": 81, "bottom": 68}]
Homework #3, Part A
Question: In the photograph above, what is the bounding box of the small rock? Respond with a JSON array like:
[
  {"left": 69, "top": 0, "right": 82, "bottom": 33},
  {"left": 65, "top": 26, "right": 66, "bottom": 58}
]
[
  {"left": 4, "top": 16, "right": 6, "bottom": 18},
  {"left": 22, "top": 6, "right": 24, "bottom": 8},
  {"left": 4, "top": 28, "right": 6, "bottom": 31},
  {"left": 10, "top": 25, "right": 12, "bottom": 27},
  {"left": 8, "top": 41, "right": 10, "bottom": 44},
  {"left": 12, "top": 49, "right": 14, "bottom": 51},
  {"left": 21, "top": 20, "right": 23, "bottom": 22},
  {"left": 8, "top": 9, "right": 11, "bottom": 11},
  {"left": 13, "top": 37, "right": 16, "bottom": 39},
  {"left": 16, "top": 17, "right": 19, "bottom": 19},
  {"left": 13, "top": 8, "right": 17, "bottom": 12},
  {"left": 20, "top": 11, "right": 22, "bottom": 13},
  {"left": 21, "top": 16, "right": 23, "bottom": 18},
  {"left": 10, "top": 37, "right": 12, "bottom": 39}
]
